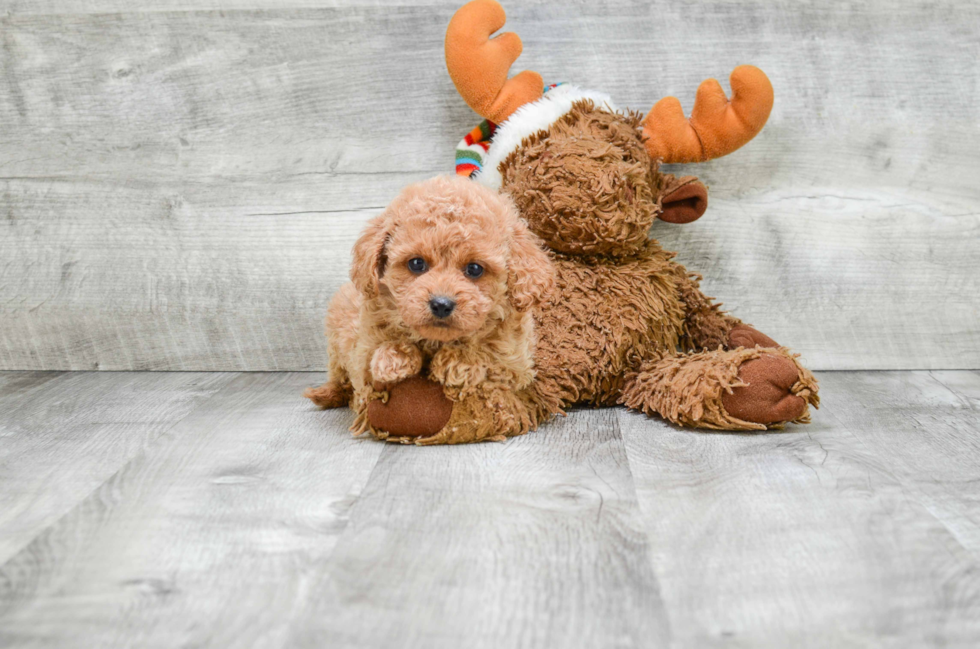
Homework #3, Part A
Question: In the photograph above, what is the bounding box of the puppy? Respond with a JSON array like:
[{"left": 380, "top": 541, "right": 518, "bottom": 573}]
[{"left": 304, "top": 175, "right": 555, "bottom": 436}]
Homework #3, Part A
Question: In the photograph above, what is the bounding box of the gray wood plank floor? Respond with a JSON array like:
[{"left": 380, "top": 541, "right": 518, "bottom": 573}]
[{"left": 1, "top": 370, "right": 979, "bottom": 647}]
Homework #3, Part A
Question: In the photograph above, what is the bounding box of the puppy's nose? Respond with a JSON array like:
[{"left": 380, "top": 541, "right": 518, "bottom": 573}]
[{"left": 429, "top": 296, "right": 456, "bottom": 319}]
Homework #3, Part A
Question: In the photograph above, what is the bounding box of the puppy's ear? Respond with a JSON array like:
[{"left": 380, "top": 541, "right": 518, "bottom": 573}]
[
  {"left": 350, "top": 211, "right": 392, "bottom": 297},
  {"left": 508, "top": 218, "right": 555, "bottom": 311}
]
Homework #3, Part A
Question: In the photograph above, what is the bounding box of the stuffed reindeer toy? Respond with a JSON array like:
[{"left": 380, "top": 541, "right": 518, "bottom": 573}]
[{"left": 330, "top": 0, "right": 818, "bottom": 443}]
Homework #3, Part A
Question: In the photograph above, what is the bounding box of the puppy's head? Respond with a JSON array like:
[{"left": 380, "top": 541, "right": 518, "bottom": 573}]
[{"left": 351, "top": 176, "right": 554, "bottom": 342}]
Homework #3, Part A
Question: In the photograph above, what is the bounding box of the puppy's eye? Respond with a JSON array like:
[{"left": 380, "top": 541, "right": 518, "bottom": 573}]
[
  {"left": 407, "top": 257, "right": 428, "bottom": 274},
  {"left": 463, "top": 262, "right": 484, "bottom": 279}
]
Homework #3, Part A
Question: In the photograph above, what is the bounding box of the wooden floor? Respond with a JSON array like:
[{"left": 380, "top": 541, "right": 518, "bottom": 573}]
[{"left": 1, "top": 370, "right": 979, "bottom": 648}]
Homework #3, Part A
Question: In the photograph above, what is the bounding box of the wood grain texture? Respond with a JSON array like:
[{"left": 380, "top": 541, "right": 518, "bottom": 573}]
[
  {"left": 0, "top": 372, "right": 385, "bottom": 649},
  {"left": 1, "top": 370, "right": 980, "bottom": 646},
  {"left": 820, "top": 371, "right": 980, "bottom": 559},
  {"left": 1, "top": 1, "right": 978, "bottom": 370},
  {"left": 289, "top": 408, "right": 669, "bottom": 649},
  {"left": 0, "top": 370, "right": 234, "bottom": 564},
  {"left": 619, "top": 372, "right": 980, "bottom": 647}
]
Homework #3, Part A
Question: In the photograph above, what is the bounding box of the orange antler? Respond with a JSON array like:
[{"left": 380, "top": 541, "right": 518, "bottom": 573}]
[
  {"left": 445, "top": 0, "right": 543, "bottom": 124},
  {"left": 642, "top": 65, "right": 774, "bottom": 163}
]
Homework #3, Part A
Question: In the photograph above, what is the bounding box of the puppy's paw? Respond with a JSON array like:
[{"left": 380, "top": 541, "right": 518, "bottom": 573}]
[
  {"left": 430, "top": 348, "right": 488, "bottom": 391},
  {"left": 303, "top": 381, "right": 351, "bottom": 409},
  {"left": 370, "top": 343, "right": 423, "bottom": 384}
]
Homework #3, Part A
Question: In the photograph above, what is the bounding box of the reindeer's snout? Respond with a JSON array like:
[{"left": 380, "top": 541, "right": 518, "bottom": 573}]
[{"left": 429, "top": 295, "right": 456, "bottom": 319}]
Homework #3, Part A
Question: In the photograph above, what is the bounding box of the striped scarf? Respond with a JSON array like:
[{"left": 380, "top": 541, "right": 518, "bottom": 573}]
[
  {"left": 455, "top": 119, "right": 497, "bottom": 178},
  {"left": 455, "top": 83, "right": 564, "bottom": 178}
]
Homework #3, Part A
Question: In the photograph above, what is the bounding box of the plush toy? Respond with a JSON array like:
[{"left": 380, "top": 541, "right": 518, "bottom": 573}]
[{"left": 363, "top": 0, "right": 818, "bottom": 442}]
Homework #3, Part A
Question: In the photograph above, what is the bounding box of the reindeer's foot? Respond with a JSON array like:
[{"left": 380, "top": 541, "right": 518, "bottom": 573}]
[
  {"left": 722, "top": 326, "right": 819, "bottom": 425},
  {"left": 620, "top": 347, "right": 818, "bottom": 431},
  {"left": 727, "top": 324, "right": 779, "bottom": 349},
  {"left": 722, "top": 352, "right": 818, "bottom": 425},
  {"left": 304, "top": 380, "right": 352, "bottom": 409},
  {"left": 365, "top": 377, "right": 454, "bottom": 440},
  {"left": 364, "top": 377, "right": 553, "bottom": 445},
  {"left": 409, "top": 384, "right": 534, "bottom": 446}
]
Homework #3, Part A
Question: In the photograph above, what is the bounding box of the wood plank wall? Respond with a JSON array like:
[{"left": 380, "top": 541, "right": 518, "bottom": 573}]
[{"left": 1, "top": 0, "right": 978, "bottom": 370}]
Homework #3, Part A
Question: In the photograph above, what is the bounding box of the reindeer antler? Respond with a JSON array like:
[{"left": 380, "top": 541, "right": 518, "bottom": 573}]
[
  {"left": 445, "top": 0, "right": 543, "bottom": 124},
  {"left": 642, "top": 65, "right": 774, "bottom": 163}
]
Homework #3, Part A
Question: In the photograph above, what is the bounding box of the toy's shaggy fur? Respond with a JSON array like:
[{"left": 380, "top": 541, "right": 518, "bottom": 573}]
[
  {"left": 304, "top": 176, "right": 555, "bottom": 443},
  {"left": 497, "top": 100, "right": 819, "bottom": 431},
  {"left": 476, "top": 84, "right": 617, "bottom": 190},
  {"left": 317, "top": 100, "right": 818, "bottom": 443}
]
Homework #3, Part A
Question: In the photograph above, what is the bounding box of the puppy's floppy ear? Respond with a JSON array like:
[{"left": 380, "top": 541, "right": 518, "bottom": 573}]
[
  {"left": 350, "top": 211, "right": 393, "bottom": 297},
  {"left": 508, "top": 218, "right": 555, "bottom": 311}
]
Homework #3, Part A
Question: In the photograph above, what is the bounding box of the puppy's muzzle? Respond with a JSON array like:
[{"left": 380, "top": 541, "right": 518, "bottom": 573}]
[{"left": 429, "top": 295, "right": 456, "bottom": 319}]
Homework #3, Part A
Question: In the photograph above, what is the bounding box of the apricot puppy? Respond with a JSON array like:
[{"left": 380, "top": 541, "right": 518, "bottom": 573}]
[{"left": 304, "top": 175, "right": 554, "bottom": 439}]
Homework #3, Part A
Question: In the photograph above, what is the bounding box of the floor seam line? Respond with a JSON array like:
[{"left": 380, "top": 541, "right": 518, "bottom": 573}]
[
  {"left": 0, "top": 372, "right": 241, "bottom": 572},
  {"left": 822, "top": 395, "right": 980, "bottom": 564}
]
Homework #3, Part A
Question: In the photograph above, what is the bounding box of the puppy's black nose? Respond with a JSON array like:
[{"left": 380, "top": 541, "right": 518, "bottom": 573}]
[{"left": 429, "top": 296, "right": 456, "bottom": 319}]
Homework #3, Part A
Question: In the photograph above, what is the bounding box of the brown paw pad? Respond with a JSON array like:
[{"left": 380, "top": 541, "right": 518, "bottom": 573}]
[
  {"left": 722, "top": 354, "right": 806, "bottom": 425},
  {"left": 367, "top": 376, "right": 453, "bottom": 438},
  {"left": 728, "top": 324, "right": 780, "bottom": 349}
]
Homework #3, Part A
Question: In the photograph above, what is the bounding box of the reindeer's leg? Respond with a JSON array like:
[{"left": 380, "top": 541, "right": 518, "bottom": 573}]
[
  {"left": 671, "top": 264, "right": 784, "bottom": 352},
  {"left": 659, "top": 266, "right": 820, "bottom": 428},
  {"left": 672, "top": 265, "right": 742, "bottom": 351},
  {"left": 620, "top": 347, "right": 819, "bottom": 430}
]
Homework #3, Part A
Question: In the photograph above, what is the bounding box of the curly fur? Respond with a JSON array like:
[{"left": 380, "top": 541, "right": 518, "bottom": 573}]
[
  {"left": 316, "top": 99, "right": 819, "bottom": 442},
  {"left": 620, "top": 347, "right": 819, "bottom": 430},
  {"left": 501, "top": 104, "right": 658, "bottom": 257},
  {"left": 499, "top": 101, "right": 818, "bottom": 431},
  {"left": 304, "top": 176, "right": 556, "bottom": 441}
]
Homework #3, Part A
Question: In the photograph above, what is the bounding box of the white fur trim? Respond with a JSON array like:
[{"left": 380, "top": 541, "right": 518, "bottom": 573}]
[{"left": 476, "top": 85, "right": 617, "bottom": 189}]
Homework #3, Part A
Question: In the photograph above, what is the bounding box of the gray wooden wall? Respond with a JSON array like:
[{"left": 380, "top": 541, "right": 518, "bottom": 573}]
[{"left": 2, "top": 0, "right": 978, "bottom": 371}]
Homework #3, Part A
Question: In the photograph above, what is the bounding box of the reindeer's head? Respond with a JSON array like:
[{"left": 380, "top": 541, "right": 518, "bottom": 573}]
[{"left": 445, "top": 0, "right": 774, "bottom": 256}]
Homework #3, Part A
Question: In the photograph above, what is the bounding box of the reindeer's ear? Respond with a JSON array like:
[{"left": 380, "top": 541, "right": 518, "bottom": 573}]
[
  {"left": 658, "top": 176, "right": 708, "bottom": 224},
  {"left": 508, "top": 218, "right": 555, "bottom": 311},
  {"left": 350, "top": 212, "right": 392, "bottom": 297}
]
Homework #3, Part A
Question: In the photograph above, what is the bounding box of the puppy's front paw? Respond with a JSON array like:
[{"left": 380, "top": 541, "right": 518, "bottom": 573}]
[
  {"left": 430, "top": 348, "right": 487, "bottom": 391},
  {"left": 370, "top": 343, "right": 423, "bottom": 384}
]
